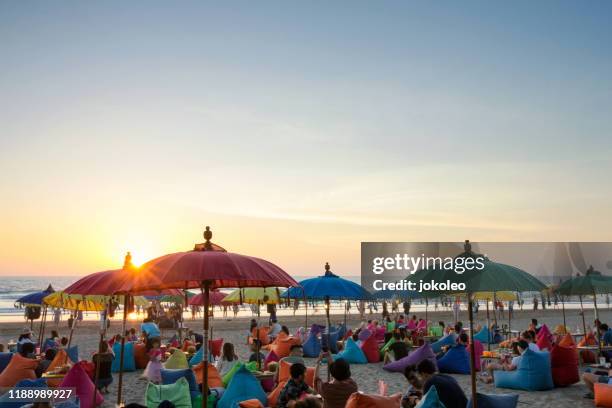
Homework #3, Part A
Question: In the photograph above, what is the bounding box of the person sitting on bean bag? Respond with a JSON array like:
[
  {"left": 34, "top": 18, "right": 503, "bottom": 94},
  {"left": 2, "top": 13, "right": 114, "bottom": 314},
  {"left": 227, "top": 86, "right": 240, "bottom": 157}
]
[
  {"left": 437, "top": 333, "right": 471, "bottom": 375},
  {"left": 277, "top": 363, "right": 314, "bottom": 408},
  {"left": 494, "top": 347, "right": 554, "bottom": 391},
  {"left": 417, "top": 358, "right": 467, "bottom": 408},
  {"left": 314, "top": 352, "right": 358, "bottom": 408},
  {"left": 480, "top": 339, "right": 527, "bottom": 384},
  {"left": 216, "top": 343, "right": 240, "bottom": 377},
  {"left": 383, "top": 331, "right": 409, "bottom": 364},
  {"left": 401, "top": 364, "right": 423, "bottom": 407},
  {"left": 0, "top": 342, "right": 38, "bottom": 389}
]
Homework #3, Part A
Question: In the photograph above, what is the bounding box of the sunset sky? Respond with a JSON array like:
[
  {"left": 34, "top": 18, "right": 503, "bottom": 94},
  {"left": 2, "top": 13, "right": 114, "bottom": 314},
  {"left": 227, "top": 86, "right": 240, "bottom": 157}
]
[{"left": 1, "top": 1, "right": 611, "bottom": 277}]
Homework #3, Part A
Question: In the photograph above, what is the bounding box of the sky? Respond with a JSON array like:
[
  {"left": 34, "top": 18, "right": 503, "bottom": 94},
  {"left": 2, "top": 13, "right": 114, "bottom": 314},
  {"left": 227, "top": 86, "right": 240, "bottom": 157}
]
[{"left": 0, "top": 1, "right": 611, "bottom": 278}]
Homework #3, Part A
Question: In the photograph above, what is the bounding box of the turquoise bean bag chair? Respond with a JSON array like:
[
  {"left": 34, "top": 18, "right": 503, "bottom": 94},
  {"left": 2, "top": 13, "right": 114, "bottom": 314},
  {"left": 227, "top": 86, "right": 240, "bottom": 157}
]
[
  {"left": 0, "top": 378, "right": 47, "bottom": 408},
  {"left": 111, "top": 341, "right": 136, "bottom": 372},
  {"left": 334, "top": 337, "right": 367, "bottom": 364},
  {"left": 322, "top": 330, "right": 340, "bottom": 354},
  {"left": 217, "top": 365, "right": 266, "bottom": 408},
  {"left": 466, "top": 393, "right": 518, "bottom": 408},
  {"left": 66, "top": 345, "right": 79, "bottom": 363},
  {"left": 161, "top": 368, "right": 199, "bottom": 398},
  {"left": 494, "top": 349, "right": 553, "bottom": 391},
  {"left": 437, "top": 345, "right": 470, "bottom": 374},
  {"left": 415, "top": 385, "right": 445, "bottom": 407},
  {"left": 190, "top": 347, "right": 203, "bottom": 366},
  {"left": 0, "top": 353, "right": 12, "bottom": 374},
  {"left": 383, "top": 343, "right": 436, "bottom": 373},
  {"left": 302, "top": 331, "right": 321, "bottom": 358},
  {"left": 474, "top": 327, "right": 493, "bottom": 344},
  {"left": 431, "top": 334, "right": 456, "bottom": 353}
]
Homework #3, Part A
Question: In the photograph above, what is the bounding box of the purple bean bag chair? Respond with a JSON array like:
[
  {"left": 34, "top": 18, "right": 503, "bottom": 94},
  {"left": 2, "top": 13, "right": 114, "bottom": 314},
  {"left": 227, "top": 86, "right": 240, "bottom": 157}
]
[
  {"left": 358, "top": 328, "right": 371, "bottom": 342},
  {"left": 383, "top": 343, "right": 436, "bottom": 373}
]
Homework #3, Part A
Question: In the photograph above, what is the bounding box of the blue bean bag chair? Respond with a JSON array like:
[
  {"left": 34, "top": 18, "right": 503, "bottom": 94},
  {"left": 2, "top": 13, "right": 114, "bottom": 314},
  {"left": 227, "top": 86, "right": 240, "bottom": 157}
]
[
  {"left": 190, "top": 347, "right": 203, "bottom": 366},
  {"left": 42, "top": 338, "right": 57, "bottom": 352},
  {"left": 333, "top": 337, "right": 367, "bottom": 364},
  {"left": 161, "top": 368, "right": 199, "bottom": 398},
  {"left": 437, "top": 345, "right": 470, "bottom": 374},
  {"left": 321, "top": 330, "right": 340, "bottom": 354},
  {"left": 431, "top": 333, "right": 457, "bottom": 353},
  {"left": 415, "top": 385, "right": 445, "bottom": 407},
  {"left": 474, "top": 327, "right": 493, "bottom": 344},
  {"left": 494, "top": 349, "right": 554, "bottom": 391},
  {"left": 217, "top": 365, "right": 266, "bottom": 408},
  {"left": 66, "top": 345, "right": 79, "bottom": 363},
  {"left": 336, "top": 324, "right": 347, "bottom": 340},
  {"left": 302, "top": 331, "right": 321, "bottom": 358},
  {"left": 383, "top": 343, "right": 436, "bottom": 373},
  {"left": 0, "top": 353, "right": 12, "bottom": 374},
  {"left": 111, "top": 341, "right": 136, "bottom": 372},
  {"left": 0, "top": 378, "right": 48, "bottom": 408},
  {"left": 466, "top": 393, "right": 518, "bottom": 408}
]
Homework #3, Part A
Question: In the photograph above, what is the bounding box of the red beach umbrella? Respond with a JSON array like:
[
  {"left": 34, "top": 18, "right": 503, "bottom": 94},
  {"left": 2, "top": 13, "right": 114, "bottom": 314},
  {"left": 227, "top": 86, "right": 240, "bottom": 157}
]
[{"left": 189, "top": 290, "right": 227, "bottom": 306}]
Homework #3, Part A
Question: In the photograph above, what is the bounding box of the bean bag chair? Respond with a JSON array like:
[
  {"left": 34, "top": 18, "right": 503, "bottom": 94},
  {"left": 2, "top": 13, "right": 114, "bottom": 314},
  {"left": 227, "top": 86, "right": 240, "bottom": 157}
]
[
  {"left": 264, "top": 350, "right": 279, "bottom": 369},
  {"left": 468, "top": 340, "right": 484, "bottom": 371},
  {"left": 277, "top": 360, "right": 315, "bottom": 387},
  {"left": 302, "top": 331, "right": 321, "bottom": 358},
  {"left": 437, "top": 345, "right": 470, "bottom": 374},
  {"left": 429, "top": 326, "right": 443, "bottom": 337},
  {"left": 111, "top": 341, "right": 136, "bottom": 372},
  {"left": 66, "top": 345, "right": 79, "bottom": 363},
  {"left": 594, "top": 383, "right": 612, "bottom": 408},
  {"left": 271, "top": 336, "right": 297, "bottom": 358},
  {"left": 361, "top": 335, "right": 380, "bottom": 363},
  {"left": 550, "top": 344, "right": 579, "bottom": 387},
  {"left": 431, "top": 334, "right": 457, "bottom": 353},
  {"left": 192, "top": 362, "right": 224, "bottom": 388},
  {"left": 380, "top": 337, "right": 396, "bottom": 359},
  {"left": 558, "top": 333, "right": 575, "bottom": 347},
  {"left": 190, "top": 347, "right": 203, "bottom": 366},
  {"left": 334, "top": 338, "right": 367, "bottom": 364},
  {"left": 261, "top": 351, "right": 279, "bottom": 392},
  {"left": 383, "top": 343, "right": 436, "bottom": 373},
  {"left": 0, "top": 378, "right": 48, "bottom": 408},
  {"left": 407, "top": 320, "right": 417, "bottom": 330},
  {"left": 217, "top": 365, "right": 266, "bottom": 408},
  {"left": 375, "top": 326, "right": 386, "bottom": 342},
  {"left": 42, "top": 338, "right": 57, "bottom": 352},
  {"left": 209, "top": 338, "right": 224, "bottom": 358},
  {"left": 343, "top": 329, "right": 353, "bottom": 341},
  {"left": 134, "top": 343, "right": 149, "bottom": 369},
  {"left": 474, "top": 327, "right": 493, "bottom": 344},
  {"left": 146, "top": 376, "right": 192, "bottom": 408},
  {"left": 321, "top": 330, "right": 340, "bottom": 354},
  {"left": 161, "top": 368, "right": 199, "bottom": 398},
  {"left": 554, "top": 324, "right": 568, "bottom": 335},
  {"left": 578, "top": 333, "right": 598, "bottom": 363},
  {"left": 537, "top": 324, "right": 552, "bottom": 341},
  {"left": 59, "top": 362, "right": 104, "bottom": 408},
  {"left": 336, "top": 324, "right": 347, "bottom": 339},
  {"left": 414, "top": 385, "right": 444, "bottom": 408},
  {"left": 536, "top": 335, "right": 552, "bottom": 352},
  {"left": 239, "top": 399, "right": 264, "bottom": 408},
  {"left": 466, "top": 393, "right": 518, "bottom": 408},
  {"left": 345, "top": 392, "right": 402, "bottom": 408},
  {"left": 44, "top": 349, "right": 73, "bottom": 387},
  {"left": 250, "top": 327, "right": 270, "bottom": 346},
  {"left": 0, "top": 353, "right": 12, "bottom": 374},
  {"left": 358, "top": 328, "right": 371, "bottom": 342},
  {"left": 0, "top": 353, "right": 38, "bottom": 388},
  {"left": 494, "top": 349, "right": 554, "bottom": 391},
  {"left": 165, "top": 349, "right": 189, "bottom": 369},
  {"left": 222, "top": 362, "right": 244, "bottom": 387}
]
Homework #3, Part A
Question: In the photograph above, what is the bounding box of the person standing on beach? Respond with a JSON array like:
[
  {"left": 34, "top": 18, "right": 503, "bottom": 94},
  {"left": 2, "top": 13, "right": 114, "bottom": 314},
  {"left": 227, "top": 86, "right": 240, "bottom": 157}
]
[{"left": 53, "top": 308, "right": 61, "bottom": 327}]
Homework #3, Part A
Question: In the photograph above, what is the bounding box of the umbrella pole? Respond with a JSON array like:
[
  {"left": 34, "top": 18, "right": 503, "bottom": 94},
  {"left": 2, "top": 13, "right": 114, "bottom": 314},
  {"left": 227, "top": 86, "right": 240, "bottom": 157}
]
[
  {"left": 493, "top": 293, "right": 498, "bottom": 327},
  {"left": 116, "top": 295, "right": 129, "bottom": 406},
  {"left": 580, "top": 295, "right": 587, "bottom": 336},
  {"left": 486, "top": 300, "right": 490, "bottom": 351},
  {"left": 304, "top": 294, "right": 308, "bottom": 329},
  {"left": 325, "top": 296, "right": 331, "bottom": 382},
  {"left": 38, "top": 305, "right": 48, "bottom": 350},
  {"left": 343, "top": 299, "right": 347, "bottom": 329},
  {"left": 256, "top": 299, "right": 262, "bottom": 370},
  {"left": 201, "top": 283, "right": 211, "bottom": 408},
  {"left": 561, "top": 296, "right": 566, "bottom": 329},
  {"left": 594, "top": 291, "right": 602, "bottom": 356},
  {"left": 67, "top": 300, "right": 81, "bottom": 349},
  {"left": 425, "top": 298, "right": 428, "bottom": 328},
  {"left": 468, "top": 295, "right": 478, "bottom": 408}
]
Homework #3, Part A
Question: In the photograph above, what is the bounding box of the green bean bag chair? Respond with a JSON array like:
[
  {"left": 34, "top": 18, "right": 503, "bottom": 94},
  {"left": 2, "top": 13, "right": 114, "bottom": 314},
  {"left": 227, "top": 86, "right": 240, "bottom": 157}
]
[
  {"left": 380, "top": 337, "right": 396, "bottom": 359},
  {"left": 145, "top": 377, "right": 192, "bottom": 408},
  {"left": 165, "top": 350, "right": 190, "bottom": 369}
]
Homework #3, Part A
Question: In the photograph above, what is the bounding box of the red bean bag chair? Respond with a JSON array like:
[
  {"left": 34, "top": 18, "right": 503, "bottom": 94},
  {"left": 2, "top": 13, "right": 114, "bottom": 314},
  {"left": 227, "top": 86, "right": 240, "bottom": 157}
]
[
  {"left": 536, "top": 335, "right": 552, "bottom": 351},
  {"left": 578, "top": 333, "right": 598, "bottom": 363},
  {"left": 374, "top": 327, "right": 386, "bottom": 342},
  {"left": 209, "top": 338, "right": 224, "bottom": 358},
  {"left": 361, "top": 335, "right": 380, "bottom": 363},
  {"left": 595, "top": 383, "right": 612, "bottom": 408},
  {"left": 345, "top": 392, "right": 402, "bottom": 408},
  {"left": 59, "top": 363, "right": 104, "bottom": 408},
  {"left": 343, "top": 329, "right": 353, "bottom": 341},
  {"left": 192, "top": 362, "right": 223, "bottom": 388},
  {"left": 134, "top": 343, "right": 149, "bottom": 369},
  {"left": 550, "top": 344, "right": 579, "bottom": 387},
  {"left": 469, "top": 340, "right": 484, "bottom": 371}
]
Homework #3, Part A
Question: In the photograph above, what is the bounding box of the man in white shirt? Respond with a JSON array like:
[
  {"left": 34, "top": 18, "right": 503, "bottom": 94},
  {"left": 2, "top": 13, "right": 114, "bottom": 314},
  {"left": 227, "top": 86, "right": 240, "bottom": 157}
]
[{"left": 269, "top": 319, "right": 282, "bottom": 339}]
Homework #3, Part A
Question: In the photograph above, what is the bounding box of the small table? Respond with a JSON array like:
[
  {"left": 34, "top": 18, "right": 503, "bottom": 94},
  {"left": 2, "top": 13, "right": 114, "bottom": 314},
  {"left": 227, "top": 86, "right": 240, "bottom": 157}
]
[
  {"left": 42, "top": 372, "right": 66, "bottom": 379},
  {"left": 252, "top": 371, "right": 275, "bottom": 381}
]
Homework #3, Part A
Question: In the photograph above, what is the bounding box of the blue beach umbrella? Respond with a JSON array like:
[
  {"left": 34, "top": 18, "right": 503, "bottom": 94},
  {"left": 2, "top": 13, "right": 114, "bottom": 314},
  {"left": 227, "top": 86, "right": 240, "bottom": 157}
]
[{"left": 15, "top": 284, "right": 55, "bottom": 307}]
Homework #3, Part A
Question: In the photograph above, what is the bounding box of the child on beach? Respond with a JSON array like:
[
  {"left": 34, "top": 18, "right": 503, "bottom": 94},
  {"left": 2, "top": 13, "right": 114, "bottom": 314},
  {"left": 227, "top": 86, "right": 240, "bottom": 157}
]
[
  {"left": 143, "top": 338, "right": 163, "bottom": 383},
  {"left": 216, "top": 343, "right": 239, "bottom": 377}
]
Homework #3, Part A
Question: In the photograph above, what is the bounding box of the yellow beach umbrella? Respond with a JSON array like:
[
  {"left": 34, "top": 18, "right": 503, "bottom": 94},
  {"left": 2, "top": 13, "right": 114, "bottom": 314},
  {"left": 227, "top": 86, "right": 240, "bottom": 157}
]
[
  {"left": 223, "top": 287, "right": 281, "bottom": 304},
  {"left": 43, "top": 291, "right": 149, "bottom": 311},
  {"left": 471, "top": 291, "right": 517, "bottom": 301}
]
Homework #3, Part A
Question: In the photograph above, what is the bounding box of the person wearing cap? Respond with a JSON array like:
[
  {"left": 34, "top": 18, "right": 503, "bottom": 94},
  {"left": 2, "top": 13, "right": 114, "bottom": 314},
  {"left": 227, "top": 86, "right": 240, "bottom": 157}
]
[{"left": 17, "top": 329, "right": 35, "bottom": 354}]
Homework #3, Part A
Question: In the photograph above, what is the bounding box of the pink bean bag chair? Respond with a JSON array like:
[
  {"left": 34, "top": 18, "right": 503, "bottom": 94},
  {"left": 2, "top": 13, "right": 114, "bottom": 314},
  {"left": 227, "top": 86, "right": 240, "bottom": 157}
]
[
  {"left": 536, "top": 335, "right": 552, "bottom": 352},
  {"left": 261, "top": 350, "right": 279, "bottom": 392},
  {"left": 374, "top": 327, "right": 386, "bottom": 342},
  {"left": 360, "top": 335, "right": 380, "bottom": 363},
  {"left": 407, "top": 320, "right": 417, "bottom": 330},
  {"left": 537, "top": 324, "right": 552, "bottom": 342},
  {"left": 59, "top": 362, "right": 104, "bottom": 408},
  {"left": 383, "top": 343, "right": 436, "bottom": 373},
  {"left": 469, "top": 340, "right": 484, "bottom": 371},
  {"left": 358, "top": 329, "right": 371, "bottom": 342}
]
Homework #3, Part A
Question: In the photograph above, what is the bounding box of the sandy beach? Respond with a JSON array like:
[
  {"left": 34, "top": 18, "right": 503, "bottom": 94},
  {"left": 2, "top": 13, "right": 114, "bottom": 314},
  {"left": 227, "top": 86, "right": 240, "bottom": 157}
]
[{"left": 2, "top": 306, "right": 608, "bottom": 407}]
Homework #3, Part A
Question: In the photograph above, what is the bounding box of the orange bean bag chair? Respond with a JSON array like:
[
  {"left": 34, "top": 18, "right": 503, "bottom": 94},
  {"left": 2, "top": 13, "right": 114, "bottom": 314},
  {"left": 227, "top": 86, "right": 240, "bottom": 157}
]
[
  {"left": 0, "top": 353, "right": 38, "bottom": 388},
  {"left": 270, "top": 336, "right": 295, "bottom": 359},
  {"left": 239, "top": 400, "right": 265, "bottom": 408},
  {"left": 45, "top": 349, "right": 74, "bottom": 387},
  {"left": 250, "top": 327, "right": 271, "bottom": 346},
  {"left": 264, "top": 332, "right": 288, "bottom": 350},
  {"left": 134, "top": 343, "right": 149, "bottom": 369},
  {"left": 550, "top": 344, "right": 579, "bottom": 387},
  {"left": 360, "top": 335, "right": 380, "bottom": 363},
  {"left": 578, "top": 333, "right": 598, "bottom": 363},
  {"left": 193, "top": 362, "right": 223, "bottom": 388},
  {"left": 345, "top": 392, "right": 402, "bottom": 408},
  {"left": 558, "top": 333, "right": 575, "bottom": 347},
  {"left": 595, "top": 383, "right": 612, "bottom": 408},
  {"left": 277, "top": 360, "right": 315, "bottom": 386}
]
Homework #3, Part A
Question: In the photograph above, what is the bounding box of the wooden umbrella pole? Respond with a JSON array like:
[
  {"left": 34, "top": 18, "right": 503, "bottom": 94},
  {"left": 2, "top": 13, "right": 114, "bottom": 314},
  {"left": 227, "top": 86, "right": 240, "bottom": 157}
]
[
  {"left": 325, "top": 296, "right": 331, "bottom": 382},
  {"left": 594, "top": 291, "right": 602, "bottom": 356},
  {"left": 92, "top": 299, "right": 109, "bottom": 408},
  {"left": 116, "top": 295, "right": 129, "bottom": 406},
  {"left": 561, "top": 296, "right": 567, "bottom": 329},
  {"left": 304, "top": 294, "right": 308, "bottom": 328},
  {"left": 468, "top": 295, "right": 478, "bottom": 408},
  {"left": 38, "top": 305, "right": 48, "bottom": 350},
  {"left": 425, "top": 298, "right": 428, "bottom": 328},
  {"left": 201, "top": 282, "right": 211, "bottom": 408},
  {"left": 580, "top": 295, "right": 587, "bottom": 336},
  {"left": 485, "top": 299, "right": 491, "bottom": 351},
  {"left": 256, "top": 299, "right": 262, "bottom": 370},
  {"left": 67, "top": 300, "right": 80, "bottom": 349}
]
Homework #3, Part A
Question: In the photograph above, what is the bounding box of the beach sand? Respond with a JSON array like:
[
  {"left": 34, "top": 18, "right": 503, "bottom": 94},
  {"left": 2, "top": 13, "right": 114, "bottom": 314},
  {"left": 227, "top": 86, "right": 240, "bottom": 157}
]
[{"left": 2, "top": 307, "right": 609, "bottom": 407}]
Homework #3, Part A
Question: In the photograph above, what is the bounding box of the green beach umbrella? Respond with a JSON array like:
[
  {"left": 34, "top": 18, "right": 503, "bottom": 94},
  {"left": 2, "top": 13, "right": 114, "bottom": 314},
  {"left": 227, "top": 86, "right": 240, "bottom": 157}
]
[{"left": 403, "top": 240, "right": 546, "bottom": 408}]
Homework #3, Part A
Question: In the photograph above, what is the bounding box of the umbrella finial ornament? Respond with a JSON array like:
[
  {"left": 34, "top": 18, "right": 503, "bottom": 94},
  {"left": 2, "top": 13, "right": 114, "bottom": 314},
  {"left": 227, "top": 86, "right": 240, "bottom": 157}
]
[
  {"left": 464, "top": 240, "right": 472, "bottom": 253},
  {"left": 204, "top": 226, "right": 213, "bottom": 250},
  {"left": 123, "top": 252, "right": 133, "bottom": 269},
  {"left": 325, "top": 262, "right": 330, "bottom": 272}
]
